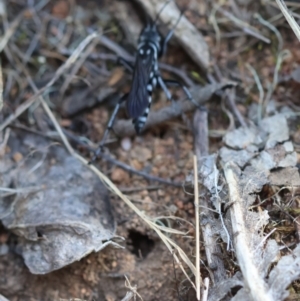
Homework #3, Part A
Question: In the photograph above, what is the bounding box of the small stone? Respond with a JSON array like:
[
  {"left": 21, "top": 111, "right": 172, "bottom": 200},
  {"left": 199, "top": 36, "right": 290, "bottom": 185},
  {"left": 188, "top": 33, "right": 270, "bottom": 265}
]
[
  {"left": 158, "top": 189, "right": 165, "bottom": 197},
  {"left": 52, "top": 0, "right": 69, "bottom": 19},
  {"left": 144, "top": 196, "right": 152, "bottom": 203},
  {"left": 107, "top": 68, "right": 124, "bottom": 86},
  {"left": 0, "top": 233, "right": 9, "bottom": 244},
  {"left": 175, "top": 200, "right": 184, "bottom": 209},
  {"left": 111, "top": 168, "right": 129, "bottom": 183},
  {"left": 188, "top": 209, "right": 194, "bottom": 215},
  {"left": 105, "top": 292, "right": 116, "bottom": 301},
  {"left": 0, "top": 244, "right": 9, "bottom": 256},
  {"left": 121, "top": 137, "right": 132, "bottom": 151},
  {"left": 131, "top": 146, "right": 152, "bottom": 162},
  {"left": 60, "top": 119, "right": 71, "bottom": 127},
  {"left": 12, "top": 152, "right": 23, "bottom": 162},
  {"left": 131, "top": 159, "right": 143, "bottom": 170},
  {"left": 140, "top": 190, "right": 148, "bottom": 197}
]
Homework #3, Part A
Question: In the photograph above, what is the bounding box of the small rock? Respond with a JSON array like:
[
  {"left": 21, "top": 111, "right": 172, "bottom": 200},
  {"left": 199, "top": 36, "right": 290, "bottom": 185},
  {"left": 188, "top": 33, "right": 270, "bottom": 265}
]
[
  {"left": 175, "top": 200, "right": 184, "bottom": 209},
  {"left": 12, "top": 152, "right": 23, "bottom": 162},
  {"left": 158, "top": 189, "right": 165, "bottom": 197},
  {"left": 121, "top": 137, "right": 132, "bottom": 151},
  {"left": 107, "top": 68, "right": 124, "bottom": 86},
  {"left": 131, "top": 159, "right": 143, "bottom": 170},
  {"left": 131, "top": 146, "right": 152, "bottom": 162},
  {"left": 60, "top": 119, "right": 71, "bottom": 127},
  {"left": 283, "top": 141, "right": 294, "bottom": 153},
  {"left": 140, "top": 190, "right": 148, "bottom": 197},
  {"left": 144, "top": 196, "right": 152, "bottom": 203},
  {"left": 0, "top": 244, "right": 9, "bottom": 256},
  {"left": 52, "top": 0, "right": 69, "bottom": 19},
  {"left": 111, "top": 168, "right": 129, "bottom": 183}
]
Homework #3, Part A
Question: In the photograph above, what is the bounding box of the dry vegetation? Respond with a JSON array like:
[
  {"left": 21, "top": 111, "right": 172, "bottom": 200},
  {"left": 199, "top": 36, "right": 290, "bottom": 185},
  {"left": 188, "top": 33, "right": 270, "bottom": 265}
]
[{"left": 1, "top": 0, "right": 300, "bottom": 300}]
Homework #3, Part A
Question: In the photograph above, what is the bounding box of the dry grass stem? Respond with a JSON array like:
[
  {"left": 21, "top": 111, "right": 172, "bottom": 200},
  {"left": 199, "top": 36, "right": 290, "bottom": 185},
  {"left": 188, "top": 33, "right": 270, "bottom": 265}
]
[
  {"left": 0, "top": 127, "right": 10, "bottom": 156},
  {"left": 124, "top": 276, "right": 143, "bottom": 301},
  {"left": 193, "top": 155, "right": 201, "bottom": 300},
  {"left": 246, "top": 63, "right": 264, "bottom": 121},
  {"left": 254, "top": 13, "right": 283, "bottom": 52},
  {"left": 224, "top": 88, "right": 247, "bottom": 127},
  {"left": 275, "top": 0, "right": 300, "bottom": 41},
  {"left": 0, "top": 10, "right": 24, "bottom": 53}
]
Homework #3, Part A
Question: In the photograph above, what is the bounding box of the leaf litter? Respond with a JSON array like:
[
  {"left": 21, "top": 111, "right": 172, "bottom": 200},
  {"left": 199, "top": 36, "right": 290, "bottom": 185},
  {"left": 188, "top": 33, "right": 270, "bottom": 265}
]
[{"left": 0, "top": 131, "right": 116, "bottom": 274}]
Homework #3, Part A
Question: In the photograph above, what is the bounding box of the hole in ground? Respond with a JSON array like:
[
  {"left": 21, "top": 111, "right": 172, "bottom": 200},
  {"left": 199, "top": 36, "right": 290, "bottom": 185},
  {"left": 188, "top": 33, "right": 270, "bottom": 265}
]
[{"left": 127, "top": 229, "right": 155, "bottom": 259}]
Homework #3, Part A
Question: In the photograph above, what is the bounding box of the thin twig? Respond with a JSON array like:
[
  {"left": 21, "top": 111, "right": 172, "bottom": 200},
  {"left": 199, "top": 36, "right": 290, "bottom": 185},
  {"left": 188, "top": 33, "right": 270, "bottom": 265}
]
[
  {"left": 124, "top": 276, "right": 143, "bottom": 301},
  {"left": 0, "top": 127, "right": 10, "bottom": 157},
  {"left": 120, "top": 292, "right": 134, "bottom": 301},
  {"left": 215, "top": 165, "right": 231, "bottom": 251},
  {"left": 0, "top": 9, "right": 24, "bottom": 53},
  {"left": 224, "top": 88, "right": 247, "bottom": 127},
  {"left": 246, "top": 63, "right": 264, "bottom": 121},
  {"left": 263, "top": 50, "right": 290, "bottom": 116},
  {"left": 254, "top": 13, "right": 283, "bottom": 53},
  {"left": 275, "top": 0, "right": 300, "bottom": 42},
  {"left": 193, "top": 155, "right": 201, "bottom": 300},
  {"left": 119, "top": 185, "right": 161, "bottom": 193}
]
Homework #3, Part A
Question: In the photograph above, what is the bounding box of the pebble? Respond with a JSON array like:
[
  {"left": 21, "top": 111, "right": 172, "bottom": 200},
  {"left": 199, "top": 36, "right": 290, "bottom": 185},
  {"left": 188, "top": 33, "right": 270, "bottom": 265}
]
[
  {"left": 12, "top": 152, "right": 23, "bottom": 162},
  {"left": 121, "top": 137, "right": 132, "bottom": 151},
  {"left": 111, "top": 168, "right": 129, "bottom": 183}
]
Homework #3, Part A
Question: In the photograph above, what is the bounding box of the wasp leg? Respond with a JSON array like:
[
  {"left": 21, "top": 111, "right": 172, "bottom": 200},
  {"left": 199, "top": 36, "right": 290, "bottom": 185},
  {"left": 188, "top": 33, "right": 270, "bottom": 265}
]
[
  {"left": 157, "top": 76, "right": 174, "bottom": 101},
  {"left": 117, "top": 57, "right": 134, "bottom": 73},
  {"left": 89, "top": 94, "right": 128, "bottom": 164},
  {"left": 162, "top": 79, "right": 206, "bottom": 111},
  {"left": 160, "top": 11, "right": 184, "bottom": 56}
]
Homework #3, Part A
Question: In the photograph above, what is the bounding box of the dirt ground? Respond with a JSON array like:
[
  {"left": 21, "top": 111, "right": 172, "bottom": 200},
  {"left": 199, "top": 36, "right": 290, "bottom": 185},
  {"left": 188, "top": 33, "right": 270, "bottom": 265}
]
[{"left": 1, "top": 0, "right": 300, "bottom": 300}]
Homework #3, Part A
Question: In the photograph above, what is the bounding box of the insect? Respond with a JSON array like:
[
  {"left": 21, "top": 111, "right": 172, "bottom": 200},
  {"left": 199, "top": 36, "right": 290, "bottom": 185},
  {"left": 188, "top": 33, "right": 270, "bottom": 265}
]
[{"left": 90, "top": 1, "right": 201, "bottom": 163}]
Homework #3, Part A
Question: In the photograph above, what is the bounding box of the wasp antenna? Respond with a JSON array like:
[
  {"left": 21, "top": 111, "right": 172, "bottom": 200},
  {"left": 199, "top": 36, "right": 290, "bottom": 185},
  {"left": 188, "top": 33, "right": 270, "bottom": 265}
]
[
  {"left": 154, "top": 0, "right": 173, "bottom": 25},
  {"left": 175, "top": 8, "right": 185, "bottom": 26},
  {"left": 144, "top": 11, "right": 152, "bottom": 27},
  {"left": 173, "top": 8, "right": 185, "bottom": 29}
]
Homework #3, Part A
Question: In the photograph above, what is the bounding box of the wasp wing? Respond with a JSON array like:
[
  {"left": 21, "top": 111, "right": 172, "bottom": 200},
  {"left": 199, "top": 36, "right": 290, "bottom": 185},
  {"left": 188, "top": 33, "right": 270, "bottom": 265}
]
[{"left": 126, "top": 51, "right": 153, "bottom": 119}]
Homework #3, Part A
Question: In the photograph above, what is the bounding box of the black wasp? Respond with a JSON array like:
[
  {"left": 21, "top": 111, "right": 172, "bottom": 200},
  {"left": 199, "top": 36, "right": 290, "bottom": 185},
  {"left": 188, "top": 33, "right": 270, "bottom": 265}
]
[{"left": 91, "top": 1, "right": 200, "bottom": 162}]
